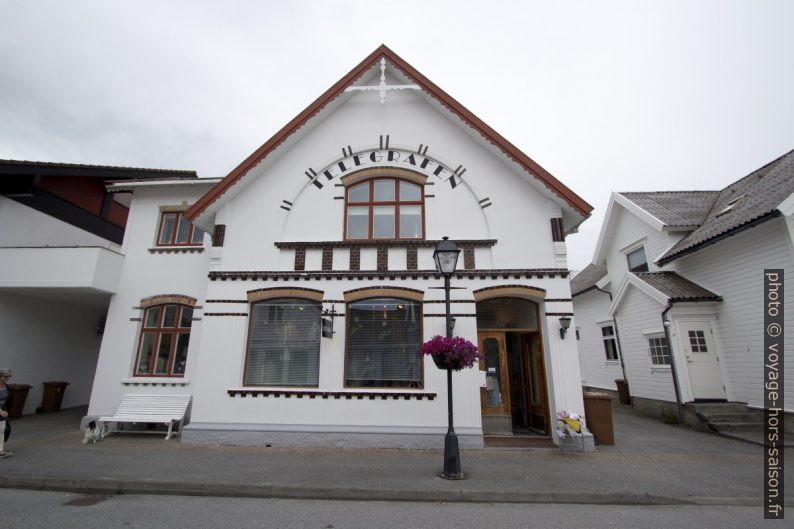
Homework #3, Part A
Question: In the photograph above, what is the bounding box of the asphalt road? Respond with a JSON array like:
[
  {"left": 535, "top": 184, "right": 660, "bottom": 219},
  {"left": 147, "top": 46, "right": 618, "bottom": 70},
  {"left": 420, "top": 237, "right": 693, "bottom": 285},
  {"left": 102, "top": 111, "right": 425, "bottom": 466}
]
[{"left": 1, "top": 489, "right": 785, "bottom": 529}]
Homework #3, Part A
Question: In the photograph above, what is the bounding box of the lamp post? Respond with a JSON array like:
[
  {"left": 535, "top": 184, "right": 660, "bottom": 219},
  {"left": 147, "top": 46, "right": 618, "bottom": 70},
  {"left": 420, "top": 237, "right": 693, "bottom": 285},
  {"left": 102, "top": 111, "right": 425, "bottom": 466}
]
[{"left": 433, "top": 236, "right": 463, "bottom": 479}]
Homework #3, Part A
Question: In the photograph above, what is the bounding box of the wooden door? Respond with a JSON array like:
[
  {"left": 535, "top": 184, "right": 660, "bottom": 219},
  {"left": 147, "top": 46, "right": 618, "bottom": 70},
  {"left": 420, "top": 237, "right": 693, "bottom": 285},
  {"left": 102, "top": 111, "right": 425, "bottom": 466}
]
[
  {"left": 478, "top": 332, "right": 511, "bottom": 417},
  {"left": 523, "top": 333, "right": 550, "bottom": 433},
  {"left": 680, "top": 321, "right": 726, "bottom": 400}
]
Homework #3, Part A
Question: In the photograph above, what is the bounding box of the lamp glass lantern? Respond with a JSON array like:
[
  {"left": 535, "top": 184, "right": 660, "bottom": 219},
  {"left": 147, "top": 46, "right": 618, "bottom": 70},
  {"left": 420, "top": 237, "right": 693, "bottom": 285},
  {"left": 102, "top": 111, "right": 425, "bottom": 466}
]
[
  {"left": 559, "top": 315, "right": 572, "bottom": 339},
  {"left": 433, "top": 237, "right": 460, "bottom": 276}
]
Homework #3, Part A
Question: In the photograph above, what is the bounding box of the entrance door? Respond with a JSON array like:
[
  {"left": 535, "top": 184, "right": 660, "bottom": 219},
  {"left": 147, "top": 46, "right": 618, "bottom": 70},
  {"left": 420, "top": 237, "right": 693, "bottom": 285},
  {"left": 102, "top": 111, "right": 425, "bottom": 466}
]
[
  {"left": 679, "top": 321, "right": 725, "bottom": 400},
  {"left": 523, "top": 333, "right": 550, "bottom": 433},
  {"left": 478, "top": 332, "right": 511, "bottom": 432}
]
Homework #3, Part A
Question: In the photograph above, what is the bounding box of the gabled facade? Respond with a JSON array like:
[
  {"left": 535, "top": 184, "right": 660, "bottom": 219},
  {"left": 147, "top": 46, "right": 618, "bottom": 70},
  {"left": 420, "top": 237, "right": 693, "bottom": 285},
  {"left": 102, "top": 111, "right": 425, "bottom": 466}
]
[
  {"left": 0, "top": 160, "right": 197, "bottom": 415},
  {"left": 574, "top": 150, "right": 794, "bottom": 429},
  {"left": 85, "top": 46, "right": 593, "bottom": 447}
]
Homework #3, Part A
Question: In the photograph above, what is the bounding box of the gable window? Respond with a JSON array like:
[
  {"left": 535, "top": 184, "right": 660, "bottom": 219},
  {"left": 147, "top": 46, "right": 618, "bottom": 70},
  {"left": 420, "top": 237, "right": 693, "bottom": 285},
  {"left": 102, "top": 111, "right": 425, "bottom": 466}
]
[
  {"left": 346, "top": 298, "right": 422, "bottom": 388},
  {"left": 345, "top": 178, "right": 424, "bottom": 240},
  {"left": 245, "top": 298, "right": 321, "bottom": 387},
  {"left": 135, "top": 304, "right": 194, "bottom": 376},
  {"left": 157, "top": 211, "right": 205, "bottom": 246},
  {"left": 626, "top": 246, "right": 649, "bottom": 272},
  {"left": 648, "top": 335, "right": 672, "bottom": 366},
  {"left": 600, "top": 324, "right": 619, "bottom": 361}
]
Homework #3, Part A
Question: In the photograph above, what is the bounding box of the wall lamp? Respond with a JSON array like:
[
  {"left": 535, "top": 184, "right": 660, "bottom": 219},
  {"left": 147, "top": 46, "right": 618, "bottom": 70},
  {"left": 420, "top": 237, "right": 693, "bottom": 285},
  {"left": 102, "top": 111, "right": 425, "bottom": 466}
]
[{"left": 559, "top": 315, "right": 572, "bottom": 339}]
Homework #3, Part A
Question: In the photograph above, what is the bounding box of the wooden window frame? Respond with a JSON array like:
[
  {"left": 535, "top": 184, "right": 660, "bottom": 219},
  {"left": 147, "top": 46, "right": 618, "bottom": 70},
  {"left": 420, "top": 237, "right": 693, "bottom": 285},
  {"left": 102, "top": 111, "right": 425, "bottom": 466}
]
[
  {"left": 344, "top": 296, "right": 424, "bottom": 389},
  {"left": 343, "top": 177, "right": 425, "bottom": 241},
  {"left": 600, "top": 324, "right": 619, "bottom": 361},
  {"left": 156, "top": 211, "right": 205, "bottom": 247},
  {"left": 134, "top": 304, "right": 194, "bottom": 377},
  {"left": 626, "top": 246, "right": 649, "bottom": 273},
  {"left": 648, "top": 334, "right": 672, "bottom": 366}
]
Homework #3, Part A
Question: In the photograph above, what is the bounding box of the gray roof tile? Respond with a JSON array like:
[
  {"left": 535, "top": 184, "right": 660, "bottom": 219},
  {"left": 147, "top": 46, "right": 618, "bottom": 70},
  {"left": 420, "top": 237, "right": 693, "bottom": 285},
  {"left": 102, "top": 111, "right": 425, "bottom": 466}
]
[
  {"left": 619, "top": 191, "right": 719, "bottom": 228},
  {"left": 571, "top": 263, "right": 608, "bottom": 296},
  {"left": 633, "top": 272, "right": 721, "bottom": 301}
]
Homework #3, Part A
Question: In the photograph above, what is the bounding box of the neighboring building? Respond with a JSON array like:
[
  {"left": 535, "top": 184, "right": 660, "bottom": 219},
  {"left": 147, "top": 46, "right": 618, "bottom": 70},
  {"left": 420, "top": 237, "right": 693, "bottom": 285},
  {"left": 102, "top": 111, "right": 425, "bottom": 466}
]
[
  {"left": 0, "top": 159, "right": 197, "bottom": 415},
  {"left": 574, "top": 150, "right": 794, "bottom": 430},
  {"left": 85, "top": 45, "right": 593, "bottom": 448}
]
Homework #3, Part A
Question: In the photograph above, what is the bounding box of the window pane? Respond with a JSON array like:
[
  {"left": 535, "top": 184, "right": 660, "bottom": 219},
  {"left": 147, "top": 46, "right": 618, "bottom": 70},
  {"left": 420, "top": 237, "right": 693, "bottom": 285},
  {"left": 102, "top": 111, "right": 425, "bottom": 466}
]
[
  {"left": 172, "top": 333, "right": 190, "bottom": 375},
  {"left": 374, "top": 179, "right": 395, "bottom": 201},
  {"left": 346, "top": 206, "right": 369, "bottom": 239},
  {"left": 191, "top": 226, "right": 204, "bottom": 244},
  {"left": 154, "top": 334, "right": 173, "bottom": 374},
  {"left": 399, "top": 205, "right": 422, "bottom": 238},
  {"left": 245, "top": 299, "right": 321, "bottom": 386},
  {"left": 373, "top": 206, "right": 395, "bottom": 238},
  {"left": 162, "top": 305, "right": 178, "bottom": 327},
  {"left": 483, "top": 337, "right": 503, "bottom": 407},
  {"left": 158, "top": 214, "right": 176, "bottom": 244},
  {"left": 627, "top": 247, "right": 648, "bottom": 272},
  {"left": 348, "top": 182, "right": 369, "bottom": 202},
  {"left": 136, "top": 333, "right": 156, "bottom": 374},
  {"left": 346, "top": 298, "right": 421, "bottom": 388},
  {"left": 399, "top": 181, "right": 421, "bottom": 201},
  {"left": 144, "top": 307, "right": 161, "bottom": 328},
  {"left": 179, "top": 307, "right": 193, "bottom": 328},
  {"left": 475, "top": 297, "right": 537, "bottom": 330},
  {"left": 175, "top": 215, "right": 190, "bottom": 244}
]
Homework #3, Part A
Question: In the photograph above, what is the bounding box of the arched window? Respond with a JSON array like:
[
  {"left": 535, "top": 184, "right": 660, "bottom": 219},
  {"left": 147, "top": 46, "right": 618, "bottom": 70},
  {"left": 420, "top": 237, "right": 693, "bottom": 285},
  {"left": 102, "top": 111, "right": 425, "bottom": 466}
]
[
  {"left": 245, "top": 298, "right": 322, "bottom": 387},
  {"left": 344, "top": 178, "right": 424, "bottom": 240},
  {"left": 345, "top": 298, "right": 422, "bottom": 388},
  {"left": 135, "top": 304, "right": 194, "bottom": 376}
]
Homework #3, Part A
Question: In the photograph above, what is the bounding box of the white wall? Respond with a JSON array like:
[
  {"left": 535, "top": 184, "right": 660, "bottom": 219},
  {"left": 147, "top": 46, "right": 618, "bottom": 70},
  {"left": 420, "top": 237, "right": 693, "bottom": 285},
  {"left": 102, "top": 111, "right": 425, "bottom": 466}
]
[
  {"left": 573, "top": 289, "right": 623, "bottom": 390},
  {"left": 0, "top": 291, "right": 106, "bottom": 415},
  {"left": 614, "top": 286, "right": 677, "bottom": 403},
  {"left": 674, "top": 217, "right": 794, "bottom": 411},
  {"left": 604, "top": 205, "right": 668, "bottom": 286},
  {"left": 0, "top": 196, "right": 112, "bottom": 248}
]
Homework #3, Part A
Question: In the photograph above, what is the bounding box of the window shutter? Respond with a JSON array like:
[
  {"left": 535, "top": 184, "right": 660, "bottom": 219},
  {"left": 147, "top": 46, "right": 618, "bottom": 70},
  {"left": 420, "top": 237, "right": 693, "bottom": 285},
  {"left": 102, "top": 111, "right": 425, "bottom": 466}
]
[
  {"left": 346, "top": 298, "right": 421, "bottom": 387},
  {"left": 245, "top": 299, "right": 321, "bottom": 386}
]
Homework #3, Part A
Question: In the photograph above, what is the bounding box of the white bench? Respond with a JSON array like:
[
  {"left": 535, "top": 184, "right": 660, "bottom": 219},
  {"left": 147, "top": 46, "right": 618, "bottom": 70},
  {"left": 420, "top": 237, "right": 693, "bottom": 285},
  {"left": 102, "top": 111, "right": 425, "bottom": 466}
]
[{"left": 96, "top": 394, "right": 192, "bottom": 441}]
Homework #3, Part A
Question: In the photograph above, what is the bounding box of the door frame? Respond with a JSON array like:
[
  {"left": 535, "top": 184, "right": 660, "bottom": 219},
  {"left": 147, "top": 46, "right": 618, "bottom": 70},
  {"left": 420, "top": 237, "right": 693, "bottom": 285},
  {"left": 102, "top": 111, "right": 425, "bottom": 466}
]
[{"left": 676, "top": 319, "right": 726, "bottom": 401}]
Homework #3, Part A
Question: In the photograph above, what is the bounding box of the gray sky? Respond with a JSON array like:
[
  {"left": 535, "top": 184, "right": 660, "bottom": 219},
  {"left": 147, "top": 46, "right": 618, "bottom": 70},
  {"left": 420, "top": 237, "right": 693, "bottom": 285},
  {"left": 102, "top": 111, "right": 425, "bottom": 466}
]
[{"left": 1, "top": 0, "right": 792, "bottom": 270}]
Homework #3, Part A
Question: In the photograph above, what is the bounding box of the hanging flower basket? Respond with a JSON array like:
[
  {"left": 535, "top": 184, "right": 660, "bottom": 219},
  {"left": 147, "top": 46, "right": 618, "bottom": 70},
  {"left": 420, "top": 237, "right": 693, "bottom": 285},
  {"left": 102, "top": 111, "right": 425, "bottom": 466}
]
[{"left": 421, "top": 335, "right": 482, "bottom": 371}]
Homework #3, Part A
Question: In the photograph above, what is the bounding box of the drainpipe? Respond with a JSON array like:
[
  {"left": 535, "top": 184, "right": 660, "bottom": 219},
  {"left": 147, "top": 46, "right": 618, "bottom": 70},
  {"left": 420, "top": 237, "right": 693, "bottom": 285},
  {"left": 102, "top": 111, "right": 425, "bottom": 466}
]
[
  {"left": 661, "top": 302, "right": 685, "bottom": 425},
  {"left": 596, "top": 286, "right": 628, "bottom": 382}
]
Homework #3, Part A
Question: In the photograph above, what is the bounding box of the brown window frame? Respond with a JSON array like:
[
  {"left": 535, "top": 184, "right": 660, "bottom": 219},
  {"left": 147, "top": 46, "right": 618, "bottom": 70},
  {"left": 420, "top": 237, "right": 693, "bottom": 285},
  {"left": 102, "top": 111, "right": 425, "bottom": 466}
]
[
  {"left": 343, "top": 296, "right": 424, "bottom": 389},
  {"left": 156, "top": 211, "right": 205, "bottom": 247},
  {"left": 134, "top": 304, "right": 194, "bottom": 377},
  {"left": 343, "top": 177, "right": 425, "bottom": 241}
]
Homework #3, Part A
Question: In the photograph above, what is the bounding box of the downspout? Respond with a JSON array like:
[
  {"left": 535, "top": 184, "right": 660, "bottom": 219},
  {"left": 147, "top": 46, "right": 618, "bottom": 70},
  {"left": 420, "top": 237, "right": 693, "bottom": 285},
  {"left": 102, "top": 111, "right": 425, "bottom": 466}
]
[
  {"left": 596, "top": 286, "right": 628, "bottom": 381},
  {"left": 661, "top": 302, "right": 685, "bottom": 425}
]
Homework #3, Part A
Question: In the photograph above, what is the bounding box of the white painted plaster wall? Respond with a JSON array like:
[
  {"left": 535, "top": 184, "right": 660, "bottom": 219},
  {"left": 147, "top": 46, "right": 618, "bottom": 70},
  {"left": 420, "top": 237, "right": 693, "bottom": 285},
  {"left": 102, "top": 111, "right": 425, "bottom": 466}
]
[{"left": 0, "top": 291, "right": 106, "bottom": 415}]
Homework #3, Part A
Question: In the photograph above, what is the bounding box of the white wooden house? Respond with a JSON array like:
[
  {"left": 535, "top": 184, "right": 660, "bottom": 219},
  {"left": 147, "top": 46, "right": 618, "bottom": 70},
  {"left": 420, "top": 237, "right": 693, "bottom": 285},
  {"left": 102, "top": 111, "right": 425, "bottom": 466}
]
[
  {"left": 84, "top": 46, "right": 593, "bottom": 448},
  {"left": 573, "top": 150, "right": 794, "bottom": 434}
]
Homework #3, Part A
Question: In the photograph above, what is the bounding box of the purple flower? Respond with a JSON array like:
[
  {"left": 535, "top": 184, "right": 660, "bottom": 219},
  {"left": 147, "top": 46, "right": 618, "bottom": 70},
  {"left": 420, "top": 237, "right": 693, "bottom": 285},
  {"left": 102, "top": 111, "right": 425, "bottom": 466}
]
[{"left": 421, "top": 335, "right": 482, "bottom": 371}]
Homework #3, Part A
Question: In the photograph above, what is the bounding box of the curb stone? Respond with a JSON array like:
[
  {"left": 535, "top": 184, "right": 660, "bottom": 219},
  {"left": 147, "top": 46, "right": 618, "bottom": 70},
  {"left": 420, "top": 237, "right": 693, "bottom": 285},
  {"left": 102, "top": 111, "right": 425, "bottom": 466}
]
[{"left": 0, "top": 475, "right": 779, "bottom": 506}]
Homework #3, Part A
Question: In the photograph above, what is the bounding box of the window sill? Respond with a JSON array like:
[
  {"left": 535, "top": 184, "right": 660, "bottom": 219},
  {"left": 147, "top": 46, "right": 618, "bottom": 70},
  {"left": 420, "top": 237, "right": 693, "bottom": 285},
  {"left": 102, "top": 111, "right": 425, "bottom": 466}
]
[
  {"left": 122, "top": 377, "right": 189, "bottom": 386},
  {"left": 148, "top": 247, "right": 204, "bottom": 254},
  {"left": 227, "top": 388, "right": 436, "bottom": 400},
  {"left": 650, "top": 366, "right": 672, "bottom": 373}
]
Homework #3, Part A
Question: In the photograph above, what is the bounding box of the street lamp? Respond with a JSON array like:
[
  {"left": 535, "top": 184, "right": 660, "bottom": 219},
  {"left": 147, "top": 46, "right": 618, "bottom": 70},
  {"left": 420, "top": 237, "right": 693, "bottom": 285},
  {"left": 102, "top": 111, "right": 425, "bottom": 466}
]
[{"left": 433, "top": 236, "right": 463, "bottom": 479}]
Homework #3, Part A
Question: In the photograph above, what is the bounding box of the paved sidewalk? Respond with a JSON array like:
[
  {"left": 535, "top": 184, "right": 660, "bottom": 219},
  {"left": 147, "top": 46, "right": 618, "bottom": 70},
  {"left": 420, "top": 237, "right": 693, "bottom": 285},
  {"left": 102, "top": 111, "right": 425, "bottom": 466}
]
[{"left": 0, "top": 405, "right": 790, "bottom": 506}]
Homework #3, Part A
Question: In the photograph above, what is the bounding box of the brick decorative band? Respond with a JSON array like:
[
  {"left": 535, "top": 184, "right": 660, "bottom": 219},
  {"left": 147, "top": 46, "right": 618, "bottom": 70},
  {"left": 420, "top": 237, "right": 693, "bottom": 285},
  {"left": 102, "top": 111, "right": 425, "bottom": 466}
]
[
  {"left": 247, "top": 287, "right": 324, "bottom": 303},
  {"left": 344, "top": 286, "right": 424, "bottom": 302},
  {"left": 228, "top": 389, "right": 436, "bottom": 400},
  {"left": 204, "top": 312, "right": 249, "bottom": 317},
  {"left": 275, "top": 239, "right": 497, "bottom": 250},
  {"left": 140, "top": 294, "right": 198, "bottom": 308},
  {"left": 209, "top": 269, "right": 569, "bottom": 281},
  {"left": 545, "top": 312, "right": 574, "bottom": 317},
  {"left": 148, "top": 247, "right": 204, "bottom": 254}
]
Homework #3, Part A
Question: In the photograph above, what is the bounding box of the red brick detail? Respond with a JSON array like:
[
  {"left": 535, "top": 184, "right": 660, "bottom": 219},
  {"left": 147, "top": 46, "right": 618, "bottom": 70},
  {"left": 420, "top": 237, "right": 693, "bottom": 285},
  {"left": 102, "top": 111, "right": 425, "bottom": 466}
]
[
  {"left": 349, "top": 247, "right": 360, "bottom": 271},
  {"left": 212, "top": 224, "right": 226, "bottom": 247},
  {"left": 463, "top": 246, "right": 475, "bottom": 270},
  {"left": 550, "top": 218, "right": 564, "bottom": 242},
  {"left": 294, "top": 248, "right": 306, "bottom": 271},
  {"left": 322, "top": 246, "right": 333, "bottom": 271},
  {"left": 407, "top": 247, "right": 418, "bottom": 270},
  {"left": 377, "top": 246, "right": 388, "bottom": 272}
]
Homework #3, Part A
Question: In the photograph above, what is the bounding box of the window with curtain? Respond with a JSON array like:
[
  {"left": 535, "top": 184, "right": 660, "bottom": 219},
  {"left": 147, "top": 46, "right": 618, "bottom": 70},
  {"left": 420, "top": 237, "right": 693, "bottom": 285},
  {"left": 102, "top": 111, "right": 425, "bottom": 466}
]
[
  {"left": 345, "top": 298, "right": 422, "bottom": 388},
  {"left": 245, "top": 298, "right": 322, "bottom": 387},
  {"left": 135, "top": 304, "right": 194, "bottom": 377},
  {"left": 344, "top": 178, "right": 424, "bottom": 240}
]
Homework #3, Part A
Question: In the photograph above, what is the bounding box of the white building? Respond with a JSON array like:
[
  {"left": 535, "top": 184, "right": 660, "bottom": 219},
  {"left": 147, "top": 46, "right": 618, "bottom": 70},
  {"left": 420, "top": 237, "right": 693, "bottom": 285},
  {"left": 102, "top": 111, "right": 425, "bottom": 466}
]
[
  {"left": 0, "top": 159, "right": 197, "bottom": 416},
  {"left": 573, "top": 150, "right": 794, "bottom": 433},
  {"left": 84, "top": 46, "right": 593, "bottom": 448}
]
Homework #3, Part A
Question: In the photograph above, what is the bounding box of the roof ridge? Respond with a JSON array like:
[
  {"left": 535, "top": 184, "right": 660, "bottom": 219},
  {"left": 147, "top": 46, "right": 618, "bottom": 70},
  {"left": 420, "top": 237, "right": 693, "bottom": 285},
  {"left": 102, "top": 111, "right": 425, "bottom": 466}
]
[{"left": 619, "top": 190, "right": 719, "bottom": 195}]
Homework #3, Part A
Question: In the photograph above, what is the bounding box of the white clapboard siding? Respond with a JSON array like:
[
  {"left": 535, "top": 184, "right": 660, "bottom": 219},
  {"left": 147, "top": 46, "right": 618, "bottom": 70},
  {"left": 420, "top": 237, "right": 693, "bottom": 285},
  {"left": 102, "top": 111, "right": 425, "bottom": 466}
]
[
  {"left": 573, "top": 289, "right": 623, "bottom": 390},
  {"left": 614, "top": 287, "right": 677, "bottom": 402},
  {"left": 604, "top": 205, "right": 670, "bottom": 288},
  {"left": 675, "top": 217, "right": 794, "bottom": 411}
]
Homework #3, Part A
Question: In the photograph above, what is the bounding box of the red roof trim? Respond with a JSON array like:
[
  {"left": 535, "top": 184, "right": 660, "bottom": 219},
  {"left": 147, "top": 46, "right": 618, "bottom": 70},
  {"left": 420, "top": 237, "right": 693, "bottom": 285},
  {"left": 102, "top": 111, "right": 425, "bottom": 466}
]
[{"left": 186, "top": 45, "right": 592, "bottom": 221}]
